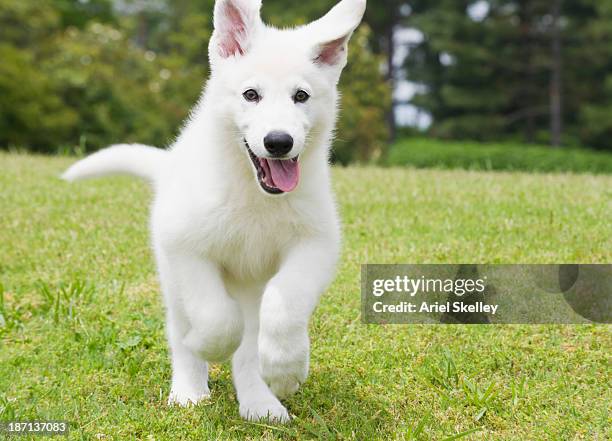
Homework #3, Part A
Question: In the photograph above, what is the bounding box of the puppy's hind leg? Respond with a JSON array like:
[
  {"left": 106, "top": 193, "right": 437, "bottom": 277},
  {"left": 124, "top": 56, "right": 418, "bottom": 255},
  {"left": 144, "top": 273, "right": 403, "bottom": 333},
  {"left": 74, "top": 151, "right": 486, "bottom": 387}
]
[
  {"left": 232, "top": 291, "right": 290, "bottom": 423},
  {"left": 157, "top": 251, "right": 210, "bottom": 406}
]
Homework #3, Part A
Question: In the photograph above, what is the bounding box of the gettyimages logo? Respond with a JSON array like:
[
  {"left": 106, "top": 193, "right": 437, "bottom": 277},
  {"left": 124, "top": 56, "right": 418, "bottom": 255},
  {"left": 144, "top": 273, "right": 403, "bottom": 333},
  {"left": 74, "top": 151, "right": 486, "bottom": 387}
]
[
  {"left": 361, "top": 264, "right": 611, "bottom": 324},
  {"left": 371, "top": 275, "right": 487, "bottom": 297}
]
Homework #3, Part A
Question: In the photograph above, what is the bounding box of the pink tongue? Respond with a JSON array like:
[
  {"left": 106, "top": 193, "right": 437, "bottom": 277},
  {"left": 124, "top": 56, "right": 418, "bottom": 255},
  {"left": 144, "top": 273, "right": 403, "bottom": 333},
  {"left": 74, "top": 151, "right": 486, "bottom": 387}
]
[{"left": 267, "top": 159, "right": 300, "bottom": 192}]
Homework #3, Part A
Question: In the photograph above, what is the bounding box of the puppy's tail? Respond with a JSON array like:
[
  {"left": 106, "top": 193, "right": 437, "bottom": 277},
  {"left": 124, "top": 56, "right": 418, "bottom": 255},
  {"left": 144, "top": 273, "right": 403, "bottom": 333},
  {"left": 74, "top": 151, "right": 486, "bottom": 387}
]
[{"left": 61, "top": 144, "right": 167, "bottom": 183}]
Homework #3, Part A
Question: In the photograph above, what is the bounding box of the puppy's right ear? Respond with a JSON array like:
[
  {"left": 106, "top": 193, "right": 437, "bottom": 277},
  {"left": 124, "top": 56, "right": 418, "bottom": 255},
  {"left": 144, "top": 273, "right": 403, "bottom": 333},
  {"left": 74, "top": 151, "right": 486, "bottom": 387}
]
[{"left": 210, "top": 0, "right": 262, "bottom": 60}]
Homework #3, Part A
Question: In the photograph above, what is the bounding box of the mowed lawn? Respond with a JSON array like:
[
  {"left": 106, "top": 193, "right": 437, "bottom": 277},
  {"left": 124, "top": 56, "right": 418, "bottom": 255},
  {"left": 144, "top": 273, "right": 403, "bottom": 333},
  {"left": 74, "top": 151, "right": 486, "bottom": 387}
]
[{"left": 0, "top": 152, "right": 610, "bottom": 440}]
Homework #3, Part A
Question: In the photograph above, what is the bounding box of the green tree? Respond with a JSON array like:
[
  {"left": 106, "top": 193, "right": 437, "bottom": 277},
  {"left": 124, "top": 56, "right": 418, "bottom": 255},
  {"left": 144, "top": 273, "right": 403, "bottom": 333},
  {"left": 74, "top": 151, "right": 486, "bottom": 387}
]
[
  {"left": 44, "top": 23, "right": 188, "bottom": 150},
  {"left": 55, "top": 0, "right": 115, "bottom": 29},
  {"left": 0, "top": 44, "right": 77, "bottom": 150},
  {"left": 0, "top": 0, "right": 76, "bottom": 150},
  {"left": 405, "top": 0, "right": 612, "bottom": 151},
  {"left": 335, "top": 25, "right": 391, "bottom": 164},
  {"left": 570, "top": 1, "right": 612, "bottom": 150},
  {"left": 407, "top": 0, "right": 555, "bottom": 144}
]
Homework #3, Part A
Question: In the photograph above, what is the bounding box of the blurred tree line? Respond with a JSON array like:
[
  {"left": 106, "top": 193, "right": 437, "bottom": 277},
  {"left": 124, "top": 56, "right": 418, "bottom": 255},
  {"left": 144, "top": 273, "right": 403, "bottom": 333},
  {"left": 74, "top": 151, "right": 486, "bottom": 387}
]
[
  {"left": 403, "top": 0, "right": 612, "bottom": 151},
  {"left": 0, "top": 0, "right": 390, "bottom": 163},
  {"left": 2, "top": 0, "right": 609, "bottom": 158}
]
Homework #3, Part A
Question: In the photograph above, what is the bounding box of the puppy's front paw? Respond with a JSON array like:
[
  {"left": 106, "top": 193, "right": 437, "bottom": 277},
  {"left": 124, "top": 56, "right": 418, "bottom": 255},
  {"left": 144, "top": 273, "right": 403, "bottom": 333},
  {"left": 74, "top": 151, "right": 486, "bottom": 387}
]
[
  {"left": 167, "top": 387, "right": 211, "bottom": 407},
  {"left": 258, "top": 329, "right": 309, "bottom": 400},
  {"left": 239, "top": 397, "right": 290, "bottom": 423}
]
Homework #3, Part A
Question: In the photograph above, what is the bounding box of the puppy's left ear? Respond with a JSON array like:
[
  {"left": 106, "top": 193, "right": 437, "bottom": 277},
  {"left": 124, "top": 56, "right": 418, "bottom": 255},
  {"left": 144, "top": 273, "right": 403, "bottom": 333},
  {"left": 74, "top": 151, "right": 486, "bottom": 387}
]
[
  {"left": 210, "top": 0, "right": 263, "bottom": 61},
  {"left": 307, "top": 0, "right": 366, "bottom": 70}
]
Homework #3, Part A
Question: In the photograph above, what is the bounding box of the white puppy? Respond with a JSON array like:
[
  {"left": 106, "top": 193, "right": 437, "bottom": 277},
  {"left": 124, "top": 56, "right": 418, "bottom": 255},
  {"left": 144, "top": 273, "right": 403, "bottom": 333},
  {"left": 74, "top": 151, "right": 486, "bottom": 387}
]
[{"left": 63, "top": 0, "right": 366, "bottom": 422}]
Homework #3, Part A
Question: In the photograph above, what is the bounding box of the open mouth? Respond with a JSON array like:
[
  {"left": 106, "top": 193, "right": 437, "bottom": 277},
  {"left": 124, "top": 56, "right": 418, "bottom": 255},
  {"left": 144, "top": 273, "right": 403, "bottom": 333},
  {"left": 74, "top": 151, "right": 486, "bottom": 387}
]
[{"left": 245, "top": 141, "right": 300, "bottom": 195}]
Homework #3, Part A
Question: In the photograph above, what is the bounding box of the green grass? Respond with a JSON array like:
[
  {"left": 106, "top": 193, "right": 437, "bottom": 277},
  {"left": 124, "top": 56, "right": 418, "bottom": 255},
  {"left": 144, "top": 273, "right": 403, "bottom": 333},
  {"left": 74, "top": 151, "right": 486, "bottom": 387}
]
[
  {"left": 1, "top": 152, "right": 611, "bottom": 440},
  {"left": 387, "top": 137, "right": 612, "bottom": 174}
]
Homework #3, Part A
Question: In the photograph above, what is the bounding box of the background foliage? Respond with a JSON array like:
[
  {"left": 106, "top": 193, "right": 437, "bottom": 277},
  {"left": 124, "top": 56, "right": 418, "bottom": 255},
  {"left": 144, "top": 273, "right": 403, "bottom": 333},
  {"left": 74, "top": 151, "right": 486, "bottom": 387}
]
[
  {"left": 0, "top": 0, "right": 389, "bottom": 162},
  {"left": 404, "top": 0, "right": 612, "bottom": 150},
  {"left": 1, "top": 0, "right": 611, "bottom": 162}
]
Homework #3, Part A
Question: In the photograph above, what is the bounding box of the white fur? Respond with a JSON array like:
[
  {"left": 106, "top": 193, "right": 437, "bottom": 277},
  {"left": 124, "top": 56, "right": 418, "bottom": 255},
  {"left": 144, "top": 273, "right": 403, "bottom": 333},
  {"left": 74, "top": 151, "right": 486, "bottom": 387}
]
[{"left": 62, "top": 0, "right": 366, "bottom": 423}]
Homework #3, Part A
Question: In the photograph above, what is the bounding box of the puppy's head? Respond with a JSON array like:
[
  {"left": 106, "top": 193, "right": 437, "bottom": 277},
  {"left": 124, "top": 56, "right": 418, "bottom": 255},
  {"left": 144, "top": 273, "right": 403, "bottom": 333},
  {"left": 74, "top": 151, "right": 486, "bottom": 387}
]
[{"left": 208, "top": 0, "right": 366, "bottom": 195}]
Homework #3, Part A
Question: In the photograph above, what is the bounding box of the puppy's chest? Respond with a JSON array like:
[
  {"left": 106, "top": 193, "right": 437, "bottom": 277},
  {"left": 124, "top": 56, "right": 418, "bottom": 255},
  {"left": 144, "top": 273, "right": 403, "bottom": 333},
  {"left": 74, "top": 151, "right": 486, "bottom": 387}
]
[{"left": 200, "top": 201, "right": 303, "bottom": 280}]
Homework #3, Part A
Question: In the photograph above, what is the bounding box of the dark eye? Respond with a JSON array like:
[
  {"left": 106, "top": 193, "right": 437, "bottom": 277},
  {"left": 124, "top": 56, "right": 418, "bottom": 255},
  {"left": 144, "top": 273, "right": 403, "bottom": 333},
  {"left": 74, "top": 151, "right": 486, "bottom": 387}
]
[
  {"left": 243, "top": 89, "right": 260, "bottom": 102},
  {"left": 294, "top": 90, "right": 310, "bottom": 103}
]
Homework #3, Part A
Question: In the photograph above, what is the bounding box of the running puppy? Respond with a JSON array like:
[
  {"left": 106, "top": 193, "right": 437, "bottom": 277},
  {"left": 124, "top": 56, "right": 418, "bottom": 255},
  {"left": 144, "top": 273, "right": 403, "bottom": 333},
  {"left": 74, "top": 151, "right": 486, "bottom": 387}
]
[{"left": 63, "top": 0, "right": 366, "bottom": 422}]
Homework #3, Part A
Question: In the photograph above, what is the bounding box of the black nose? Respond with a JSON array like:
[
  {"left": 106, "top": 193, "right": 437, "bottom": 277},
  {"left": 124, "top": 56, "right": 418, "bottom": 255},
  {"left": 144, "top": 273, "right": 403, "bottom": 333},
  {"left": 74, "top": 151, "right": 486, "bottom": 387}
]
[{"left": 264, "top": 131, "right": 293, "bottom": 157}]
